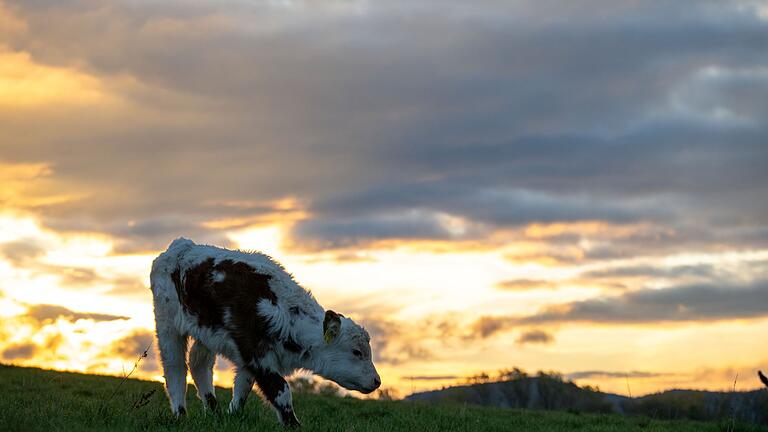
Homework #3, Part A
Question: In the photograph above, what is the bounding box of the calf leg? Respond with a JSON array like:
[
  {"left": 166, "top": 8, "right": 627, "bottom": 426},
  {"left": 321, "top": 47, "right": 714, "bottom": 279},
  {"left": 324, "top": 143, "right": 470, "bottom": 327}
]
[
  {"left": 229, "top": 367, "right": 256, "bottom": 413},
  {"left": 189, "top": 340, "right": 217, "bottom": 410},
  {"left": 156, "top": 327, "right": 189, "bottom": 416},
  {"left": 254, "top": 368, "right": 300, "bottom": 428}
]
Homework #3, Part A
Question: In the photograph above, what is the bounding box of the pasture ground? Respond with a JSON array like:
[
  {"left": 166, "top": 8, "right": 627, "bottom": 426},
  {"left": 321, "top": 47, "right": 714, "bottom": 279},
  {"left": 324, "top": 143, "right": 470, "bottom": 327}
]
[{"left": 0, "top": 364, "right": 764, "bottom": 431}]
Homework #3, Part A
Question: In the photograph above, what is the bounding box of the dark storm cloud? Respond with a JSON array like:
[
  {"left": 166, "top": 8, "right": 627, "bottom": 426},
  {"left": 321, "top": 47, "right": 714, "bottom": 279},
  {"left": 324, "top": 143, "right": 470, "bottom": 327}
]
[
  {"left": 25, "top": 304, "right": 129, "bottom": 323},
  {"left": 0, "top": 0, "right": 766, "bottom": 253}
]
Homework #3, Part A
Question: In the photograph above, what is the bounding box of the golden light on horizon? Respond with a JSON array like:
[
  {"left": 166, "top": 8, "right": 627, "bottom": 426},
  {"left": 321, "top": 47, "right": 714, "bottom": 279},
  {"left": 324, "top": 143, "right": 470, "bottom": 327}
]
[{"left": 1, "top": 210, "right": 766, "bottom": 397}]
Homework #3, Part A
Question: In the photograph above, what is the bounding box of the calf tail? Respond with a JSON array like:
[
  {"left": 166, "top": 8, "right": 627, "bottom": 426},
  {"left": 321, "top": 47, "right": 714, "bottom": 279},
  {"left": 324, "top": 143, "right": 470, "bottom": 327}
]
[{"left": 758, "top": 370, "right": 768, "bottom": 388}]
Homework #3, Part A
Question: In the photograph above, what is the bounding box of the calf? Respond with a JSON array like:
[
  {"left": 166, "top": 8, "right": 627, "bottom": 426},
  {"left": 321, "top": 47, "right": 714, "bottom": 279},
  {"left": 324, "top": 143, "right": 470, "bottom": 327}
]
[{"left": 150, "top": 238, "right": 380, "bottom": 427}]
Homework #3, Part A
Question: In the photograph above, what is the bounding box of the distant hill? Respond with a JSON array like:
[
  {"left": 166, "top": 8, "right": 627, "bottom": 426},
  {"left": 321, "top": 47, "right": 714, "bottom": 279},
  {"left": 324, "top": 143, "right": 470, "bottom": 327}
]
[{"left": 405, "top": 376, "right": 768, "bottom": 424}]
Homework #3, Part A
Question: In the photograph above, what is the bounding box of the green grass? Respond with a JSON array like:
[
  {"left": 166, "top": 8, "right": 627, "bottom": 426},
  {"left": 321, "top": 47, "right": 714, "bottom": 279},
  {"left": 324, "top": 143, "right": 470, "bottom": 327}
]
[{"left": 0, "top": 364, "right": 764, "bottom": 431}]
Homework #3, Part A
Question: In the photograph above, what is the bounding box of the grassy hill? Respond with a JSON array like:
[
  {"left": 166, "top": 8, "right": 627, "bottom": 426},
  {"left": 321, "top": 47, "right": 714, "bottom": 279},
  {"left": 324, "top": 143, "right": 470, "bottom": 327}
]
[
  {"left": 0, "top": 364, "right": 764, "bottom": 431},
  {"left": 407, "top": 375, "right": 768, "bottom": 424}
]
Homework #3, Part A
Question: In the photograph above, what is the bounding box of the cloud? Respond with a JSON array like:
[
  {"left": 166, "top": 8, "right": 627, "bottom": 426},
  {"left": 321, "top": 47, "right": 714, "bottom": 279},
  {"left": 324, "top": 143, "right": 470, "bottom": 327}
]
[
  {"left": 25, "top": 304, "right": 129, "bottom": 323},
  {"left": 515, "top": 329, "right": 554, "bottom": 345},
  {"left": 469, "top": 278, "right": 768, "bottom": 337},
  {"left": 583, "top": 264, "right": 719, "bottom": 280},
  {"left": 520, "top": 279, "right": 768, "bottom": 325},
  {"left": 361, "top": 317, "right": 433, "bottom": 366},
  {"left": 469, "top": 316, "right": 516, "bottom": 339},
  {"left": 0, "top": 239, "right": 46, "bottom": 265},
  {"left": 106, "top": 329, "right": 158, "bottom": 372},
  {"left": 1, "top": 343, "right": 38, "bottom": 360},
  {"left": 109, "top": 329, "right": 154, "bottom": 358},
  {"left": 504, "top": 224, "right": 768, "bottom": 268},
  {"left": 495, "top": 277, "right": 628, "bottom": 292},
  {"left": 495, "top": 279, "right": 559, "bottom": 291},
  {"left": 401, "top": 375, "right": 462, "bottom": 381},
  {"left": 289, "top": 186, "right": 647, "bottom": 250},
  {"left": 0, "top": 0, "right": 764, "bottom": 256},
  {"left": 288, "top": 211, "right": 458, "bottom": 250},
  {"left": 0, "top": 231, "right": 149, "bottom": 293},
  {"left": 105, "top": 277, "right": 149, "bottom": 297},
  {"left": 567, "top": 370, "right": 676, "bottom": 380}
]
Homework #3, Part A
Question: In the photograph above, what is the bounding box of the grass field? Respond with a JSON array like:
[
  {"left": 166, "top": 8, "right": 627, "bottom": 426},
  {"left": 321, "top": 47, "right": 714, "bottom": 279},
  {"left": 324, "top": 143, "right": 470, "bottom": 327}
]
[{"left": 0, "top": 364, "right": 765, "bottom": 431}]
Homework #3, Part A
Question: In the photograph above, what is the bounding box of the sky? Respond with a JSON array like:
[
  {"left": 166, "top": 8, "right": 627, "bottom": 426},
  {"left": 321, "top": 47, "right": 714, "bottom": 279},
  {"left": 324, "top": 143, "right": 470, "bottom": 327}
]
[{"left": 1, "top": 0, "right": 768, "bottom": 398}]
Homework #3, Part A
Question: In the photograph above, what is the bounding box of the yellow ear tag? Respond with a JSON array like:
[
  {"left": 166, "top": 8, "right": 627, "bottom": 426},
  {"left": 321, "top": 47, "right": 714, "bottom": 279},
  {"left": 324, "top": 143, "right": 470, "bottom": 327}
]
[{"left": 324, "top": 330, "right": 333, "bottom": 344}]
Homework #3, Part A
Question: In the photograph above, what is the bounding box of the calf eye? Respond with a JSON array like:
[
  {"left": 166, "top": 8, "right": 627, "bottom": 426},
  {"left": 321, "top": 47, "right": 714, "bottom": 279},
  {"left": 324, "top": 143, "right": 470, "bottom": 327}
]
[{"left": 352, "top": 349, "right": 363, "bottom": 358}]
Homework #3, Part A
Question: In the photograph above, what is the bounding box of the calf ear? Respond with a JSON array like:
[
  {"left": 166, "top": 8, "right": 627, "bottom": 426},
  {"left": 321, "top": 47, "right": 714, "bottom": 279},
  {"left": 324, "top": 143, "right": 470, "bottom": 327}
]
[{"left": 323, "top": 310, "right": 342, "bottom": 343}]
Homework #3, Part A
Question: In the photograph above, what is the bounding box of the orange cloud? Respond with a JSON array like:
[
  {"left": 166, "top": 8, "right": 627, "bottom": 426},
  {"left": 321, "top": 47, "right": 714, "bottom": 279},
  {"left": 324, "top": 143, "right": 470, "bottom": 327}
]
[
  {"left": 0, "top": 161, "right": 82, "bottom": 210},
  {"left": 24, "top": 304, "right": 129, "bottom": 324},
  {"left": 523, "top": 221, "right": 652, "bottom": 239},
  {"left": 107, "top": 329, "right": 159, "bottom": 373},
  {"left": 0, "top": 3, "right": 26, "bottom": 40},
  {"left": 0, "top": 48, "right": 112, "bottom": 108}
]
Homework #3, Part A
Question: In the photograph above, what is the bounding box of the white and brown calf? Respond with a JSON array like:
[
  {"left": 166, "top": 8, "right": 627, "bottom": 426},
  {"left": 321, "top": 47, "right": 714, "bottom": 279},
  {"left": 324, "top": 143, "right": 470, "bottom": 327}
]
[{"left": 150, "top": 238, "right": 380, "bottom": 427}]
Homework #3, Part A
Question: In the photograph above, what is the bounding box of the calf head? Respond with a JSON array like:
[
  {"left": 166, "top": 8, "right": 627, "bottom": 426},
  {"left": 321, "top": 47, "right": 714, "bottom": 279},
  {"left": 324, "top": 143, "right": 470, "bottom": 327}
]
[{"left": 317, "top": 310, "right": 381, "bottom": 394}]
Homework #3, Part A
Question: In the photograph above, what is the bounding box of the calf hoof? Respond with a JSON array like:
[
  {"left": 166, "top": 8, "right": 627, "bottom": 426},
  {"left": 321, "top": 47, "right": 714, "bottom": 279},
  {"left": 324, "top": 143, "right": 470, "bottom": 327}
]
[
  {"left": 175, "top": 406, "right": 187, "bottom": 418},
  {"left": 204, "top": 393, "right": 218, "bottom": 411},
  {"left": 281, "top": 413, "right": 301, "bottom": 429},
  {"left": 228, "top": 401, "right": 244, "bottom": 414}
]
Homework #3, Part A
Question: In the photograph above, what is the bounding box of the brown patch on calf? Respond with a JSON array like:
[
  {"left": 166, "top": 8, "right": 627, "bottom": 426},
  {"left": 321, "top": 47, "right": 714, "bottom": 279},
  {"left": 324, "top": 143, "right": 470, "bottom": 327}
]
[
  {"left": 170, "top": 268, "right": 182, "bottom": 298},
  {"left": 254, "top": 368, "right": 300, "bottom": 428},
  {"left": 173, "top": 258, "right": 278, "bottom": 366},
  {"left": 176, "top": 259, "right": 220, "bottom": 327}
]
